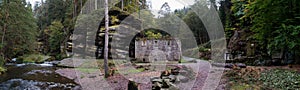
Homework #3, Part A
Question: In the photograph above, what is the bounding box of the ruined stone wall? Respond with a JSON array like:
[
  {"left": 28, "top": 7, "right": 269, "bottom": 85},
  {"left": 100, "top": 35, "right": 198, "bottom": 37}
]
[{"left": 135, "top": 39, "right": 181, "bottom": 62}]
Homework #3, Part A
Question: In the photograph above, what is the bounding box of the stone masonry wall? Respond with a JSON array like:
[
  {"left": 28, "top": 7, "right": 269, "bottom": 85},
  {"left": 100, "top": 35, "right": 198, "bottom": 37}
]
[{"left": 135, "top": 38, "right": 181, "bottom": 62}]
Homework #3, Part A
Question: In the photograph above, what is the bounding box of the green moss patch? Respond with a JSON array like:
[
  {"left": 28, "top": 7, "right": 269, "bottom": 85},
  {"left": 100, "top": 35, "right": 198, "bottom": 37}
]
[{"left": 18, "top": 54, "right": 50, "bottom": 63}]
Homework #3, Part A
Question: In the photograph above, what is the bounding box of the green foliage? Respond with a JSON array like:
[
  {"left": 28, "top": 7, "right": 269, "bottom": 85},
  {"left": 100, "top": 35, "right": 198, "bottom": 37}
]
[
  {"left": 219, "top": 0, "right": 231, "bottom": 27},
  {"left": 0, "top": 66, "right": 6, "bottom": 75},
  {"left": 174, "top": 7, "right": 189, "bottom": 18},
  {"left": 47, "top": 21, "right": 65, "bottom": 54},
  {"left": 145, "top": 31, "right": 162, "bottom": 39},
  {"left": 224, "top": 0, "right": 300, "bottom": 61},
  {"left": 47, "top": 21, "right": 67, "bottom": 60},
  {"left": 119, "top": 0, "right": 147, "bottom": 13},
  {"left": 226, "top": 68, "right": 300, "bottom": 89},
  {"left": 219, "top": 0, "right": 234, "bottom": 39},
  {"left": 0, "top": 0, "right": 38, "bottom": 60},
  {"left": 35, "top": 0, "right": 70, "bottom": 27},
  {"left": 259, "top": 69, "right": 300, "bottom": 89},
  {"left": 227, "top": 0, "right": 251, "bottom": 28},
  {"left": 35, "top": 0, "right": 77, "bottom": 57},
  {"left": 245, "top": 0, "right": 300, "bottom": 54},
  {"left": 269, "top": 25, "right": 300, "bottom": 52},
  {"left": 198, "top": 46, "right": 210, "bottom": 52},
  {"left": 47, "top": 0, "right": 68, "bottom": 25},
  {"left": 122, "top": 68, "right": 145, "bottom": 75}
]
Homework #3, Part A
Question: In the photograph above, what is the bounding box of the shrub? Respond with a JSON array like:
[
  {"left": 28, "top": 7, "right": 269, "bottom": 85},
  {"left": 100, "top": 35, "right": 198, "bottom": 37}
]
[
  {"left": 0, "top": 66, "right": 7, "bottom": 75},
  {"left": 259, "top": 69, "right": 300, "bottom": 89},
  {"left": 226, "top": 68, "right": 300, "bottom": 89}
]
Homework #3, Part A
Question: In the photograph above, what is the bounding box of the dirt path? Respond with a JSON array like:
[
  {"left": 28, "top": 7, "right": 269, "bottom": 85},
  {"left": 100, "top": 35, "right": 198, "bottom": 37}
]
[
  {"left": 56, "top": 68, "right": 113, "bottom": 90},
  {"left": 55, "top": 58, "right": 227, "bottom": 90}
]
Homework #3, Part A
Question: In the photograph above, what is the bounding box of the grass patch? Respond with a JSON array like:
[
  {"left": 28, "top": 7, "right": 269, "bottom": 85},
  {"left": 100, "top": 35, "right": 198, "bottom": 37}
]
[
  {"left": 179, "top": 59, "right": 197, "bottom": 63},
  {"left": 76, "top": 68, "right": 99, "bottom": 74},
  {"left": 18, "top": 54, "right": 50, "bottom": 63},
  {"left": 179, "top": 59, "right": 188, "bottom": 63},
  {"left": 230, "top": 84, "right": 260, "bottom": 90},
  {"left": 121, "top": 68, "right": 145, "bottom": 75},
  {"left": 96, "top": 59, "right": 126, "bottom": 69},
  {"left": 96, "top": 59, "right": 146, "bottom": 76}
]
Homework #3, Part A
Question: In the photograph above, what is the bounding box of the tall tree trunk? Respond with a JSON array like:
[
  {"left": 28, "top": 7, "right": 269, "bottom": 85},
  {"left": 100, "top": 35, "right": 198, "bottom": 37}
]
[
  {"left": 104, "top": 0, "right": 109, "bottom": 78},
  {"left": 121, "top": 0, "right": 124, "bottom": 10},
  {"left": 74, "top": 0, "right": 77, "bottom": 20},
  {"left": 1, "top": 15, "right": 7, "bottom": 50},
  {"left": 1, "top": 19, "right": 7, "bottom": 61},
  {"left": 95, "top": 0, "right": 97, "bottom": 10},
  {"left": 80, "top": 0, "right": 82, "bottom": 14},
  {"left": 1, "top": 2, "right": 9, "bottom": 61}
]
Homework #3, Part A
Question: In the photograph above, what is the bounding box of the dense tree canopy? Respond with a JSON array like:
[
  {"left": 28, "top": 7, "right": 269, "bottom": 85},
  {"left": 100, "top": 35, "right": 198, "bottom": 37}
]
[
  {"left": 0, "top": 0, "right": 37, "bottom": 62},
  {"left": 222, "top": 0, "right": 300, "bottom": 63},
  {"left": 245, "top": 0, "right": 300, "bottom": 53},
  {"left": 0, "top": 0, "right": 299, "bottom": 65}
]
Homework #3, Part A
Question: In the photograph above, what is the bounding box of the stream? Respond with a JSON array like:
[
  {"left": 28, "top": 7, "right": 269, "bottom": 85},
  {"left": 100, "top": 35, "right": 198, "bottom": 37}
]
[{"left": 0, "top": 62, "right": 81, "bottom": 90}]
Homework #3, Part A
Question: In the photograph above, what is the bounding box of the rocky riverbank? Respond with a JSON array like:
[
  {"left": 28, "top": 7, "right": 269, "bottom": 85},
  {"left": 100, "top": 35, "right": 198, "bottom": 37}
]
[{"left": 0, "top": 62, "right": 81, "bottom": 90}]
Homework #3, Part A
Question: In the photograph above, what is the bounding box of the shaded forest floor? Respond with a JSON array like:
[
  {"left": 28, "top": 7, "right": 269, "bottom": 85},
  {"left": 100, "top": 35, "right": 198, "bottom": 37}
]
[{"left": 221, "top": 65, "right": 300, "bottom": 90}]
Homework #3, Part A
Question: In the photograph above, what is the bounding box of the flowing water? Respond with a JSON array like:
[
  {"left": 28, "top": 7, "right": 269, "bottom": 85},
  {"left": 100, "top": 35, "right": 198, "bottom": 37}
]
[{"left": 0, "top": 62, "right": 81, "bottom": 90}]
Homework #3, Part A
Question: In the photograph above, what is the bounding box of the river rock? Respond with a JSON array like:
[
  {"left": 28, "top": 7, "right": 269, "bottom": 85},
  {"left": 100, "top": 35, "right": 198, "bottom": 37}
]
[
  {"left": 55, "top": 69, "right": 78, "bottom": 81},
  {"left": 0, "top": 79, "right": 79, "bottom": 90},
  {"left": 177, "top": 75, "right": 189, "bottom": 83}
]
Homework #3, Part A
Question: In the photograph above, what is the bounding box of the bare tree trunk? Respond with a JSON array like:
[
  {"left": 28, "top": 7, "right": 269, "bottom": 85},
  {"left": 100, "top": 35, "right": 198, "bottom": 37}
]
[
  {"left": 1, "top": 21, "right": 6, "bottom": 61},
  {"left": 74, "top": 0, "right": 77, "bottom": 19},
  {"left": 104, "top": 0, "right": 109, "bottom": 78},
  {"left": 80, "top": 0, "right": 82, "bottom": 14},
  {"left": 95, "top": 0, "right": 97, "bottom": 10},
  {"left": 121, "top": 0, "right": 124, "bottom": 10}
]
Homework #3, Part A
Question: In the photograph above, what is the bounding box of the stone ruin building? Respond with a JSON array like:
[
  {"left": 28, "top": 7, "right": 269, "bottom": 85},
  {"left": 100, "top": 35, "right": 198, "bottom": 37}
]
[{"left": 135, "top": 38, "right": 182, "bottom": 62}]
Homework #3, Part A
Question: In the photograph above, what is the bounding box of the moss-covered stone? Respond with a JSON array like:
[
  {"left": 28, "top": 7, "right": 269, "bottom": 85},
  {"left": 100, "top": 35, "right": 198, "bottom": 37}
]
[{"left": 18, "top": 54, "right": 50, "bottom": 63}]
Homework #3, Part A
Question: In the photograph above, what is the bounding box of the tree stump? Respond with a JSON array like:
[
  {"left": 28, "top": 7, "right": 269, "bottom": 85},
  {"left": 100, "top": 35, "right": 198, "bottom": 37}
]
[{"left": 128, "top": 79, "right": 139, "bottom": 90}]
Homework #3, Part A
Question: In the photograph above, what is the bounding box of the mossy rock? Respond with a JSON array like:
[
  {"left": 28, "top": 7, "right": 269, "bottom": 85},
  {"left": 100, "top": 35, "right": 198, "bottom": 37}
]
[{"left": 18, "top": 54, "right": 50, "bottom": 63}]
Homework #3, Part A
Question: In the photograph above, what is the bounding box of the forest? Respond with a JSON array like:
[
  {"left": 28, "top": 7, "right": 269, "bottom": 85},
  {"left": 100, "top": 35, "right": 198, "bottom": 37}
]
[{"left": 0, "top": 0, "right": 300, "bottom": 89}]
